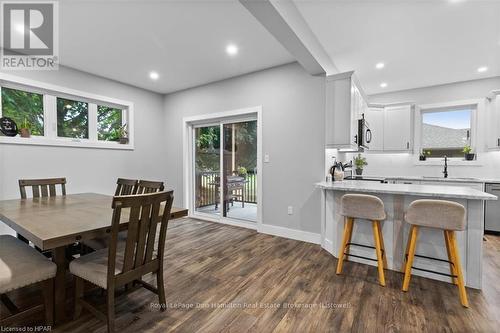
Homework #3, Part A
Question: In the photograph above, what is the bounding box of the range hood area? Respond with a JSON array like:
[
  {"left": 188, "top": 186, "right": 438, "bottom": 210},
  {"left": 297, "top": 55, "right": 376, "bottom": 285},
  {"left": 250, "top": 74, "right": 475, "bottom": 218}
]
[{"left": 325, "top": 71, "right": 370, "bottom": 152}]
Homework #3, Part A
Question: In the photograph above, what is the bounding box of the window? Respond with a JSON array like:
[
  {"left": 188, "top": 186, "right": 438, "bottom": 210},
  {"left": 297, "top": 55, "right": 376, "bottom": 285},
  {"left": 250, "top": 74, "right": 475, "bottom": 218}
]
[
  {"left": 57, "top": 98, "right": 89, "bottom": 139},
  {"left": 97, "top": 106, "right": 122, "bottom": 141},
  {"left": 1, "top": 87, "right": 44, "bottom": 135},
  {"left": 421, "top": 108, "right": 472, "bottom": 158},
  {"left": 0, "top": 75, "right": 133, "bottom": 149}
]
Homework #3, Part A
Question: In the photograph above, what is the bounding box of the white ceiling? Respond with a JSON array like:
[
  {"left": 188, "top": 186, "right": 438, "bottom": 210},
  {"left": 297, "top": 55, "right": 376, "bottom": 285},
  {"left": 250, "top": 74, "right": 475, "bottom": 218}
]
[
  {"left": 59, "top": 0, "right": 294, "bottom": 94},
  {"left": 295, "top": 0, "right": 500, "bottom": 95}
]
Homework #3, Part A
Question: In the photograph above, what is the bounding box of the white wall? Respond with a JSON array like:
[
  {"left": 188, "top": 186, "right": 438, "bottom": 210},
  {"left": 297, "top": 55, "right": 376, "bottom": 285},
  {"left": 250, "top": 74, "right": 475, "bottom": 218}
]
[
  {"left": 349, "top": 77, "right": 500, "bottom": 178},
  {"left": 163, "top": 62, "right": 325, "bottom": 234},
  {"left": 0, "top": 66, "right": 166, "bottom": 234}
]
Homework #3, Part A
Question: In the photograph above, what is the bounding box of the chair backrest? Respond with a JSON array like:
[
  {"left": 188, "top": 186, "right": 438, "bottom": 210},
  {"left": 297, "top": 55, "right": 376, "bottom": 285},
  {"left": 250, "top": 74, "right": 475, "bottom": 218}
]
[
  {"left": 114, "top": 178, "right": 139, "bottom": 196},
  {"left": 19, "top": 178, "right": 67, "bottom": 199},
  {"left": 107, "top": 191, "right": 173, "bottom": 289},
  {"left": 136, "top": 180, "right": 165, "bottom": 194},
  {"left": 406, "top": 199, "right": 466, "bottom": 231}
]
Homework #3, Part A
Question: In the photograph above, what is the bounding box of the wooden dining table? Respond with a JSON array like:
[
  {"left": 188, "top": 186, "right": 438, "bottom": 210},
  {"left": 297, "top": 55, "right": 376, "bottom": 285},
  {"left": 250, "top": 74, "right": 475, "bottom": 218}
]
[{"left": 0, "top": 193, "right": 188, "bottom": 324}]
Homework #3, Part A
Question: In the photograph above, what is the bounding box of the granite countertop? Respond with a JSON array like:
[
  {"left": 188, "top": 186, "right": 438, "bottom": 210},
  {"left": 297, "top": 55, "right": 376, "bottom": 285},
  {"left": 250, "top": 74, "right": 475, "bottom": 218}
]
[
  {"left": 383, "top": 176, "right": 500, "bottom": 184},
  {"left": 316, "top": 181, "right": 498, "bottom": 201}
]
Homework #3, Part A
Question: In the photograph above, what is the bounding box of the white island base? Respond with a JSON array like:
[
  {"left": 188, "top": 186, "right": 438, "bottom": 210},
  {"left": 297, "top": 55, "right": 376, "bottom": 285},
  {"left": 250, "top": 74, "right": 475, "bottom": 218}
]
[{"left": 317, "top": 181, "right": 497, "bottom": 289}]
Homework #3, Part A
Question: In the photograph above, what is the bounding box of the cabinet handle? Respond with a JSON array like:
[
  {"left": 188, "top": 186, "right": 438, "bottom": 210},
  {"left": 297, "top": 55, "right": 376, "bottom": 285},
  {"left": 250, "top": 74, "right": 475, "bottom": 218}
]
[
  {"left": 406, "top": 142, "right": 409, "bottom": 149},
  {"left": 497, "top": 138, "right": 500, "bottom": 147}
]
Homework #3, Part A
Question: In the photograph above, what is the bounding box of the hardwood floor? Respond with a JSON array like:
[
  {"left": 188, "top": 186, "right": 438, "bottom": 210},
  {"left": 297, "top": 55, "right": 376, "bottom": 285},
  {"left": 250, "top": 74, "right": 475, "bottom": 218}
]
[{"left": 3, "top": 219, "right": 500, "bottom": 332}]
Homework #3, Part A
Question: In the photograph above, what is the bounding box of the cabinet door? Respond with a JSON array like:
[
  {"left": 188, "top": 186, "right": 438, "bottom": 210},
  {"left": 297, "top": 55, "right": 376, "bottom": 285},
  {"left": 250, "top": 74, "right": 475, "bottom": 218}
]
[
  {"left": 365, "top": 107, "right": 384, "bottom": 150},
  {"left": 487, "top": 95, "right": 500, "bottom": 149},
  {"left": 383, "top": 105, "right": 413, "bottom": 151}
]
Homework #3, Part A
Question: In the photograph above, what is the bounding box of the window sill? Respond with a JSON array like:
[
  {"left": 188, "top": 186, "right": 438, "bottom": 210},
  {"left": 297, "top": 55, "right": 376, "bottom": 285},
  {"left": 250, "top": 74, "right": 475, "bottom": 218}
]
[
  {"left": 414, "top": 159, "right": 482, "bottom": 167},
  {"left": 0, "top": 135, "right": 134, "bottom": 150}
]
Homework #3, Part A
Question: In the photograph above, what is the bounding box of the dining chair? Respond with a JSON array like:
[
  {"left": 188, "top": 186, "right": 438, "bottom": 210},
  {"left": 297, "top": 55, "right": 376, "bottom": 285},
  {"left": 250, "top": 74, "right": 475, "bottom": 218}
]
[
  {"left": 135, "top": 180, "right": 165, "bottom": 194},
  {"left": 17, "top": 178, "right": 68, "bottom": 255},
  {"left": 0, "top": 235, "right": 56, "bottom": 327},
  {"left": 70, "top": 191, "right": 174, "bottom": 333},
  {"left": 114, "top": 178, "right": 139, "bottom": 196}
]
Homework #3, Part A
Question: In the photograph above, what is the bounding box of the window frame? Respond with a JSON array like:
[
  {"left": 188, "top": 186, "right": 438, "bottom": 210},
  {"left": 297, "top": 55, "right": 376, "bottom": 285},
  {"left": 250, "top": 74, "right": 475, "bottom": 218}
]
[
  {"left": 415, "top": 99, "right": 482, "bottom": 164},
  {"left": 0, "top": 73, "right": 134, "bottom": 150}
]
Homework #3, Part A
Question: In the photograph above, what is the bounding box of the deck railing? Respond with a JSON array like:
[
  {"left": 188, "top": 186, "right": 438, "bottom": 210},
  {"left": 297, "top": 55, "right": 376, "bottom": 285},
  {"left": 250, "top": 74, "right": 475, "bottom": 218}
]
[{"left": 195, "top": 171, "right": 257, "bottom": 207}]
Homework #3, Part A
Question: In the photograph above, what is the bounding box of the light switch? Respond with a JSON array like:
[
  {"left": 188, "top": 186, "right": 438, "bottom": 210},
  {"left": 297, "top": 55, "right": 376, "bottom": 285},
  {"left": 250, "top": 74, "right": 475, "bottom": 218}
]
[
  {"left": 287, "top": 206, "right": 293, "bottom": 215},
  {"left": 264, "top": 154, "right": 270, "bottom": 163}
]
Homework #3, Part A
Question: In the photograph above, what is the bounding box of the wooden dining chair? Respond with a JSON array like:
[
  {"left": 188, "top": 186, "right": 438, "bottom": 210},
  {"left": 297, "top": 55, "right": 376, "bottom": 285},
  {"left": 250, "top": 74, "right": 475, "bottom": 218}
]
[
  {"left": 0, "top": 235, "right": 56, "bottom": 327},
  {"left": 135, "top": 180, "right": 164, "bottom": 194},
  {"left": 17, "top": 178, "right": 67, "bottom": 248},
  {"left": 70, "top": 191, "right": 174, "bottom": 333},
  {"left": 114, "top": 178, "right": 139, "bottom": 196}
]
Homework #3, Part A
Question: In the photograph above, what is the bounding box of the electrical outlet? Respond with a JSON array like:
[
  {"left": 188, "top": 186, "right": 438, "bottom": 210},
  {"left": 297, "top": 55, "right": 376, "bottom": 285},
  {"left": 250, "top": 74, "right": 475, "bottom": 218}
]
[{"left": 287, "top": 206, "right": 293, "bottom": 215}]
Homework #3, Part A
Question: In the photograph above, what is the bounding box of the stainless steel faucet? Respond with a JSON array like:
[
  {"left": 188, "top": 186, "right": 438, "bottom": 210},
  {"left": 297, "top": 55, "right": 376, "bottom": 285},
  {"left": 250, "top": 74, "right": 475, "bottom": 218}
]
[{"left": 443, "top": 156, "right": 448, "bottom": 178}]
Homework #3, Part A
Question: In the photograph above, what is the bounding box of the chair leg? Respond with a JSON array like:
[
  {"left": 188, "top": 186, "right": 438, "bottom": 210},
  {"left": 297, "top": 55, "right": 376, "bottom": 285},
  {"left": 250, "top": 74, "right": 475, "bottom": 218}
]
[
  {"left": 107, "top": 288, "right": 115, "bottom": 333},
  {"left": 448, "top": 230, "right": 469, "bottom": 308},
  {"left": 74, "top": 277, "right": 84, "bottom": 319},
  {"left": 401, "top": 225, "right": 415, "bottom": 272},
  {"left": 372, "top": 220, "right": 386, "bottom": 286},
  {"left": 157, "top": 270, "right": 166, "bottom": 311},
  {"left": 336, "top": 217, "right": 354, "bottom": 274},
  {"left": 376, "top": 220, "right": 388, "bottom": 269},
  {"left": 402, "top": 226, "right": 419, "bottom": 291},
  {"left": 40, "top": 279, "right": 54, "bottom": 326},
  {"left": 444, "top": 230, "right": 458, "bottom": 285},
  {"left": 344, "top": 218, "right": 354, "bottom": 259}
]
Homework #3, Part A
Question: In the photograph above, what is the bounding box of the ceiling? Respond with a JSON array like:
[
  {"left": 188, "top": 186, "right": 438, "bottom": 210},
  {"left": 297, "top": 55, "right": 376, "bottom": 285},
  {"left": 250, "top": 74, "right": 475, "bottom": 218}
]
[
  {"left": 58, "top": 0, "right": 294, "bottom": 94},
  {"left": 295, "top": 0, "right": 500, "bottom": 95}
]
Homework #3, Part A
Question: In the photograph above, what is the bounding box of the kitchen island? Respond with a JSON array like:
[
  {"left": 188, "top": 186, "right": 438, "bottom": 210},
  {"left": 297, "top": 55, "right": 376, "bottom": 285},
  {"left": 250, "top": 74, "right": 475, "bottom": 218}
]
[{"left": 316, "top": 180, "right": 497, "bottom": 289}]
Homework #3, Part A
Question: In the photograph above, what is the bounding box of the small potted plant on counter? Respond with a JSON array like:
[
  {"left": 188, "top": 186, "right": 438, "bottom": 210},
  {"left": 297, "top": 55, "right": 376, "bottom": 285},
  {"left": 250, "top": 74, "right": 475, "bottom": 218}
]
[
  {"left": 463, "top": 145, "right": 475, "bottom": 161},
  {"left": 236, "top": 166, "right": 247, "bottom": 178},
  {"left": 419, "top": 150, "right": 431, "bottom": 161},
  {"left": 354, "top": 154, "right": 367, "bottom": 176},
  {"left": 19, "top": 118, "right": 31, "bottom": 138},
  {"left": 117, "top": 123, "right": 129, "bottom": 144}
]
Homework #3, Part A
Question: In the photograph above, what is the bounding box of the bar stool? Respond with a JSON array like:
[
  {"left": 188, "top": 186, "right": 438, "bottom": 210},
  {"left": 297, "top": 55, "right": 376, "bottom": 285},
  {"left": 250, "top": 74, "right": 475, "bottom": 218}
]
[
  {"left": 336, "top": 194, "right": 387, "bottom": 286},
  {"left": 402, "top": 199, "right": 468, "bottom": 307}
]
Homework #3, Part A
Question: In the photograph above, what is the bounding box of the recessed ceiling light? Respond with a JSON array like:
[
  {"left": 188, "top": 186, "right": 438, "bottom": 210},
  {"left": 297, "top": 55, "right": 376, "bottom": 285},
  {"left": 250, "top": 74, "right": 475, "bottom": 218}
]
[
  {"left": 477, "top": 66, "right": 488, "bottom": 73},
  {"left": 376, "top": 62, "right": 385, "bottom": 69},
  {"left": 380, "top": 82, "right": 388, "bottom": 88},
  {"left": 149, "top": 71, "right": 159, "bottom": 80},
  {"left": 226, "top": 44, "right": 238, "bottom": 56}
]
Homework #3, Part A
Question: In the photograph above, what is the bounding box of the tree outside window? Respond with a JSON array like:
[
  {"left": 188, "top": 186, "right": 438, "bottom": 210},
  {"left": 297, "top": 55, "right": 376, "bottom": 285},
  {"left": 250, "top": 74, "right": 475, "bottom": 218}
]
[
  {"left": 1, "top": 87, "right": 44, "bottom": 135},
  {"left": 97, "top": 106, "right": 122, "bottom": 141},
  {"left": 57, "top": 98, "right": 89, "bottom": 139}
]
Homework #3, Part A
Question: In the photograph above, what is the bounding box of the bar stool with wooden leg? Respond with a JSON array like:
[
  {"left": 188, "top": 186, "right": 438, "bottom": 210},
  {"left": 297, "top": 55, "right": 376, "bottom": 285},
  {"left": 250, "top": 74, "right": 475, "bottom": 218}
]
[
  {"left": 336, "top": 194, "right": 387, "bottom": 286},
  {"left": 402, "top": 199, "right": 469, "bottom": 307}
]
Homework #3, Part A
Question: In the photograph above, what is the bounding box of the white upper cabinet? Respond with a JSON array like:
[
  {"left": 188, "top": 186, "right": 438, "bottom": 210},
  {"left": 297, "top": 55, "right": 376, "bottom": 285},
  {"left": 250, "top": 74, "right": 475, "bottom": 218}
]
[
  {"left": 364, "top": 107, "right": 384, "bottom": 151},
  {"left": 383, "top": 104, "right": 414, "bottom": 151},
  {"left": 487, "top": 93, "right": 500, "bottom": 149},
  {"left": 325, "top": 71, "right": 367, "bottom": 150}
]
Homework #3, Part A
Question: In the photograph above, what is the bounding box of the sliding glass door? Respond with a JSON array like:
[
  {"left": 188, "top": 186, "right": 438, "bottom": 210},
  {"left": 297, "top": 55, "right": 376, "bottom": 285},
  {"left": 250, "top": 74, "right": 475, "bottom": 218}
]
[{"left": 193, "top": 118, "right": 257, "bottom": 223}]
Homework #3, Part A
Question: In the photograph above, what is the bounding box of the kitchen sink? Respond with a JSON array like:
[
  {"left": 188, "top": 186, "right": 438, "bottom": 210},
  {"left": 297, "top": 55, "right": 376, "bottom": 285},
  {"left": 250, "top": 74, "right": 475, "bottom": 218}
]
[{"left": 422, "top": 176, "right": 478, "bottom": 181}]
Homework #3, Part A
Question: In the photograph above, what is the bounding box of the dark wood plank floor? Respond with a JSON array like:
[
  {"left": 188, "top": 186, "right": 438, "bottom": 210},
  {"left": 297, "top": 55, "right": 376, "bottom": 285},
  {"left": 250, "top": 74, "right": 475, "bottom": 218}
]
[{"left": 3, "top": 218, "right": 500, "bottom": 332}]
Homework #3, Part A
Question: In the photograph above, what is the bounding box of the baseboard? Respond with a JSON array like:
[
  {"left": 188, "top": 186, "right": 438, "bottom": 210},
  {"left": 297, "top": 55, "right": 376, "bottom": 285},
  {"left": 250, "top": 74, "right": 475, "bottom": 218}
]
[{"left": 258, "top": 224, "right": 321, "bottom": 244}]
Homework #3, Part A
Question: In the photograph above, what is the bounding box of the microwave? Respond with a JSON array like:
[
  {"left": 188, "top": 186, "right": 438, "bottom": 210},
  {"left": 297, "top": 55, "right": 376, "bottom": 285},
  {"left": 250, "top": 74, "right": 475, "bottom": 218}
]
[{"left": 355, "top": 114, "right": 372, "bottom": 150}]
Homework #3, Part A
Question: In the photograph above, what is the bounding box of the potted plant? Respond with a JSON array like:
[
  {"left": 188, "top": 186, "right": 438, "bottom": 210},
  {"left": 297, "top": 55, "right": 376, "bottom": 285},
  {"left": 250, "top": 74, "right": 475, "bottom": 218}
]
[
  {"left": 236, "top": 166, "right": 247, "bottom": 177},
  {"left": 463, "top": 145, "right": 475, "bottom": 161},
  {"left": 354, "top": 154, "right": 368, "bottom": 176},
  {"left": 419, "top": 150, "right": 431, "bottom": 161},
  {"left": 19, "top": 118, "right": 31, "bottom": 138},
  {"left": 117, "top": 123, "right": 129, "bottom": 144}
]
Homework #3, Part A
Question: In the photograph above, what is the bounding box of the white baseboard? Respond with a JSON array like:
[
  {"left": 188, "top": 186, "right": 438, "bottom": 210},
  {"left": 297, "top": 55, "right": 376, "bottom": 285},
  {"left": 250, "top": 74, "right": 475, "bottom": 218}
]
[
  {"left": 323, "top": 238, "right": 334, "bottom": 255},
  {"left": 258, "top": 224, "right": 321, "bottom": 244}
]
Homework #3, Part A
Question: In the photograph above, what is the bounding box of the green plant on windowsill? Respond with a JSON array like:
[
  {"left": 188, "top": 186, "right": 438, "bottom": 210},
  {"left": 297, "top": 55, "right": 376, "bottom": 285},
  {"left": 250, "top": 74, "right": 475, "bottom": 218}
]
[
  {"left": 19, "top": 118, "right": 31, "bottom": 138},
  {"left": 463, "top": 145, "right": 475, "bottom": 161},
  {"left": 419, "top": 150, "right": 431, "bottom": 161},
  {"left": 117, "top": 123, "right": 128, "bottom": 144},
  {"left": 236, "top": 166, "right": 247, "bottom": 177},
  {"left": 354, "top": 154, "right": 368, "bottom": 176}
]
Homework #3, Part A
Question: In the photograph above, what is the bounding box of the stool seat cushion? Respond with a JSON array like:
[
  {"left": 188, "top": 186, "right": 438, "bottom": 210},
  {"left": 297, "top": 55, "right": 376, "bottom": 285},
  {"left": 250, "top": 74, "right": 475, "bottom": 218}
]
[
  {"left": 405, "top": 199, "right": 466, "bottom": 231},
  {"left": 0, "top": 235, "right": 57, "bottom": 294},
  {"left": 340, "top": 194, "right": 386, "bottom": 221}
]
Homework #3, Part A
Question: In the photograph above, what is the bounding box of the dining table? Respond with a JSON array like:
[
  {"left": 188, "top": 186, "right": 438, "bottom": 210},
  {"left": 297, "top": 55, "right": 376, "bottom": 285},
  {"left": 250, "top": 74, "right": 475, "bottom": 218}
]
[{"left": 0, "top": 192, "right": 188, "bottom": 325}]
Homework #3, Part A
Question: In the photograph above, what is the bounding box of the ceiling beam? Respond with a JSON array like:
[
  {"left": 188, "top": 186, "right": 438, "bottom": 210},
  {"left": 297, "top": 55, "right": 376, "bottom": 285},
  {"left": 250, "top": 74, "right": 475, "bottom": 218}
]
[{"left": 239, "top": 0, "right": 337, "bottom": 76}]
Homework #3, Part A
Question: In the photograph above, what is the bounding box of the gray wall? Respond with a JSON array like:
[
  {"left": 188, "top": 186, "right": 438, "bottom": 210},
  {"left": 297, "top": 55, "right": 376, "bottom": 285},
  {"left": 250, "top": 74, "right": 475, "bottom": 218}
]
[
  {"left": 0, "top": 66, "right": 166, "bottom": 234},
  {"left": 163, "top": 62, "right": 325, "bottom": 233}
]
